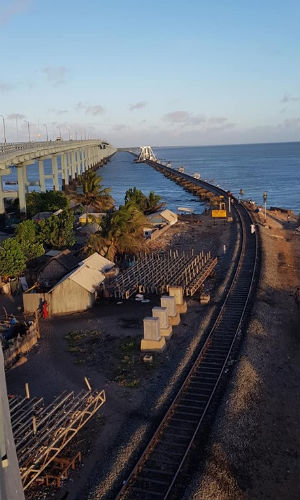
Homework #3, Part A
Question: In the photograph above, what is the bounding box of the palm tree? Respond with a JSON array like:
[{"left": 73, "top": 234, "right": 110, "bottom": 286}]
[
  {"left": 88, "top": 203, "right": 148, "bottom": 261},
  {"left": 144, "top": 191, "right": 166, "bottom": 215},
  {"left": 71, "top": 170, "right": 114, "bottom": 223},
  {"left": 124, "top": 187, "right": 165, "bottom": 215}
]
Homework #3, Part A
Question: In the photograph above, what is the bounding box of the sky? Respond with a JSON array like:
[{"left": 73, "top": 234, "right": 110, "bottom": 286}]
[{"left": 0, "top": 0, "right": 299, "bottom": 147}]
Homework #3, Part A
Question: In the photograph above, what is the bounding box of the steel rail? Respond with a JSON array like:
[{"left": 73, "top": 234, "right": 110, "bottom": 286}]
[{"left": 115, "top": 166, "right": 258, "bottom": 500}]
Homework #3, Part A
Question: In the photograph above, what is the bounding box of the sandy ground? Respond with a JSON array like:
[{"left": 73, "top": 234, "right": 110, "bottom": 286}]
[
  {"left": 183, "top": 209, "right": 300, "bottom": 500},
  {"left": 3, "top": 214, "right": 234, "bottom": 500}
]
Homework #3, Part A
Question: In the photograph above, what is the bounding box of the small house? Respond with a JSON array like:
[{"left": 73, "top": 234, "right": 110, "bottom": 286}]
[
  {"left": 147, "top": 209, "right": 178, "bottom": 228},
  {"left": 26, "top": 249, "right": 80, "bottom": 288},
  {"left": 23, "top": 252, "right": 115, "bottom": 316}
]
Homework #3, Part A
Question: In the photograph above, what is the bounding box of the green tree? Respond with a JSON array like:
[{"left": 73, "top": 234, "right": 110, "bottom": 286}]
[
  {"left": 124, "top": 187, "right": 147, "bottom": 209},
  {"left": 38, "top": 210, "right": 75, "bottom": 249},
  {"left": 124, "top": 187, "right": 165, "bottom": 214},
  {"left": 88, "top": 203, "right": 148, "bottom": 260},
  {"left": 0, "top": 238, "right": 26, "bottom": 278},
  {"left": 15, "top": 220, "right": 45, "bottom": 261},
  {"left": 144, "top": 191, "right": 166, "bottom": 214},
  {"left": 26, "top": 191, "right": 69, "bottom": 218},
  {"left": 71, "top": 170, "right": 114, "bottom": 222}
]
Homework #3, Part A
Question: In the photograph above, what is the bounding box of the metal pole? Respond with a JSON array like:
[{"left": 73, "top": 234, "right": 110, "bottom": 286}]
[
  {"left": 0, "top": 114, "right": 7, "bottom": 143},
  {"left": 24, "top": 120, "right": 31, "bottom": 142},
  {"left": 264, "top": 201, "right": 266, "bottom": 222},
  {"left": 44, "top": 124, "right": 49, "bottom": 142}
]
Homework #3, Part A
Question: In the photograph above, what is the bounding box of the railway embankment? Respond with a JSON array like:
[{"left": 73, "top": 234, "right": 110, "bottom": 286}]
[{"left": 184, "top": 209, "right": 300, "bottom": 500}]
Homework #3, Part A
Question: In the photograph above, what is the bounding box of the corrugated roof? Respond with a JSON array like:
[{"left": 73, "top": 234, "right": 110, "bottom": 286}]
[
  {"left": 49, "top": 264, "right": 105, "bottom": 293},
  {"left": 160, "top": 209, "right": 178, "bottom": 224},
  {"left": 80, "top": 253, "right": 114, "bottom": 272}
]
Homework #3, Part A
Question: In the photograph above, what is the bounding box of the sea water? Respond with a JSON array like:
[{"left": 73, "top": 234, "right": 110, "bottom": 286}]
[
  {"left": 4, "top": 142, "right": 299, "bottom": 213},
  {"left": 99, "top": 142, "right": 300, "bottom": 213}
]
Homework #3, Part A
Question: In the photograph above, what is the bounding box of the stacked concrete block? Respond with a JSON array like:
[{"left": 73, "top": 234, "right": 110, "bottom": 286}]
[
  {"left": 140, "top": 317, "right": 166, "bottom": 352},
  {"left": 152, "top": 307, "right": 172, "bottom": 338},
  {"left": 200, "top": 293, "right": 210, "bottom": 304},
  {"left": 168, "top": 286, "right": 187, "bottom": 314},
  {"left": 161, "top": 295, "right": 180, "bottom": 326}
]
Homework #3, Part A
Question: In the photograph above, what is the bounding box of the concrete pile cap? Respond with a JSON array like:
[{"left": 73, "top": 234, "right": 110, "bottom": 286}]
[
  {"left": 143, "top": 317, "right": 161, "bottom": 341},
  {"left": 152, "top": 307, "right": 168, "bottom": 329},
  {"left": 161, "top": 295, "right": 176, "bottom": 317},
  {"left": 168, "top": 286, "right": 184, "bottom": 305}
]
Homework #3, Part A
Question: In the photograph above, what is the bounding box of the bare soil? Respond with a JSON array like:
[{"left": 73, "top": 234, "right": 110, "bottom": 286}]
[
  {"left": 4, "top": 214, "right": 233, "bottom": 500},
  {"left": 183, "top": 209, "right": 300, "bottom": 500}
]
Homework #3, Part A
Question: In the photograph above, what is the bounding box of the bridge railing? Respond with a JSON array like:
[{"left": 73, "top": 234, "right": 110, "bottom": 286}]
[{"left": 0, "top": 139, "right": 104, "bottom": 162}]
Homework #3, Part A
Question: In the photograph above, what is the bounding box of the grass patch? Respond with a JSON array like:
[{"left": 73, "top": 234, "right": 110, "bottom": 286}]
[
  {"left": 64, "top": 329, "right": 104, "bottom": 365},
  {"left": 65, "top": 330, "right": 160, "bottom": 388}
]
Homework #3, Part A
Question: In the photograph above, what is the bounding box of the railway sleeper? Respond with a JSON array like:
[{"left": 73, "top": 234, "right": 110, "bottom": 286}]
[
  {"left": 179, "top": 397, "right": 208, "bottom": 408},
  {"left": 130, "top": 485, "right": 163, "bottom": 498},
  {"left": 168, "top": 417, "right": 197, "bottom": 429},
  {"left": 136, "top": 474, "right": 171, "bottom": 487},
  {"left": 145, "top": 455, "right": 180, "bottom": 470},
  {"left": 161, "top": 433, "right": 190, "bottom": 445},
  {"left": 153, "top": 446, "right": 185, "bottom": 459},
  {"left": 172, "top": 411, "right": 200, "bottom": 421},
  {"left": 188, "top": 381, "right": 216, "bottom": 390},
  {"left": 196, "top": 363, "right": 223, "bottom": 371},
  {"left": 176, "top": 403, "right": 206, "bottom": 413},
  {"left": 143, "top": 466, "right": 176, "bottom": 478},
  {"left": 160, "top": 435, "right": 188, "bottom": 448}
]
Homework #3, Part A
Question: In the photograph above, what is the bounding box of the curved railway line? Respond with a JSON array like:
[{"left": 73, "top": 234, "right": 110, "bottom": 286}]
[{"left": 115, "top": 160, "right": 260, "bottom": 500}]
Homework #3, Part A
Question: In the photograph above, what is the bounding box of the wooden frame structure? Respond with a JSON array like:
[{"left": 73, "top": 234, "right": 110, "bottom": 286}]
[
  {"left": 9, "top": 389, "right": 105, "bottom": 490},
  {"left": 107, "top": 250, "right": 217, "bottom": 298}
]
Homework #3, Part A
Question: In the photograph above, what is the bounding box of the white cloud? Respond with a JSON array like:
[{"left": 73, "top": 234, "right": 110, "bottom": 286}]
[
  {"left": 43, "top": 66, "right": 68, "bottom": 85},
  {"left": 75, "top": 102, "right": 104, "bottom": 115},
  {"left": 85, "top": 105, "right": 104, "bottom": 116},
  {"left": 163, "top": 110, "right": 232, "bottom": 129},
  {"left": 6, "top": 113, "right": 26, "bottom": 120},
  {"left": 0, "top": 81, "right": 15, "bottom": 92},
  {"left": 281, "top": 93, "right": 299, "bottom": 103},
  {"left": 0, "top": 0, "right": 30, "bottom": 26},
  {"left": 129, "top": 101, "right": 147, "bottom": 111}
]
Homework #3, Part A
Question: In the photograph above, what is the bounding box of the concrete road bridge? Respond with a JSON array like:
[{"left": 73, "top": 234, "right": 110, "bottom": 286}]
[{"left": 0, "top": 140, "right": 116, "bottom": 214}]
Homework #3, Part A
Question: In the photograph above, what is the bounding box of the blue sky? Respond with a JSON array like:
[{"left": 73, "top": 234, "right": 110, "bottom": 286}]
[{"left": 0, "top": 0, "right": 299, "bottom": 146}]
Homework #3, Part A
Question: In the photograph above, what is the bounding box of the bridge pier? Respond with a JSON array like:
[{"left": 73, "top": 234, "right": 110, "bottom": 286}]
[
  {"left": 52, "top": 155, "right": 59, "bottom": 191},
  {"left": 0, "top": 169, "right": 11, "bottom": 214},
  {"left": 38, "top": 159, "right": 46, "bottom": 192},
  {"left": 61, "top": 153, "right": 69, "bottom": 186},
  {"left": 17, "top": 165, "right": 27, "bottom": 213}
]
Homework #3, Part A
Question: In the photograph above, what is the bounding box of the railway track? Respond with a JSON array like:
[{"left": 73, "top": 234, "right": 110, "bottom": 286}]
[{"left": 115, "top": 164, "right": 259, "bottom": 500}]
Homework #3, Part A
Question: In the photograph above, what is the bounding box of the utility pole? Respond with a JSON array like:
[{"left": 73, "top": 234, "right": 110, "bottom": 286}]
[
  {"left": 44, "top": 124, "right": 49, "bottom": 142},
  {"left": 263, "top": 191, "right": 267, "bottom": 223},
  {"left": 0, "top": 114, "right": 7, "bottom": 143}
]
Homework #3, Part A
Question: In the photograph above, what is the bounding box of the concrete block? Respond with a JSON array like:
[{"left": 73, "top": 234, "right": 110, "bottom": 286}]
[
  {"left": 143, "top": 317, "right": 161, "bottom": 341},
  {"left": 169, "top": 286, "right": 184, "bottom": 305},
  {"left": 152, "top": 307, "right": 173, "bottom": 338},
  {"left": 200, "top": 293, "right": 210, "bottom": 304},
  {"left": 168, "top": 312, "right": 181, "bottom": 326},
  {"left": 161, "top": 296, "right": 176, "bottom": 317},
  {"left": 140, "top": 337, "right": 166, "bottom": 352},
  {"left": 152, "top": 307, "right": 168, "bottom": 329},
  {"left": 176, "top": 302, "right": 187, "bottom": 314}
]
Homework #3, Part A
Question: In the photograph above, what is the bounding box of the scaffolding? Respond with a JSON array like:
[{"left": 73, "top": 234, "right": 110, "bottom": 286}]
[
  {"left": 106, "top": 250, "right": 217, "bottom": 298},
  {"left": 9, "top": 388, "right": 106, "bottom": 490}
]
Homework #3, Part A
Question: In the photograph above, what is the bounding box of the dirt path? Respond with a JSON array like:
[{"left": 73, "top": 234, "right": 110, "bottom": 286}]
[{"left": 184, "top": 210, "right": 300, "bottom": 500}]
